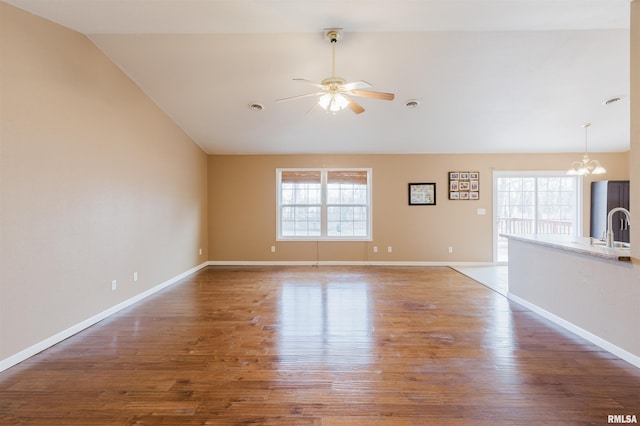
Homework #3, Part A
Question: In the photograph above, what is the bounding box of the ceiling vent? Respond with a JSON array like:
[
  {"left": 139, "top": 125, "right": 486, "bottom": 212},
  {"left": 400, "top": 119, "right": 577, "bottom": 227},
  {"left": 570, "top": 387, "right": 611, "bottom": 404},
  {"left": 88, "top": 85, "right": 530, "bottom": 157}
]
[
  {"left": 404, "top": 99, "right": 420, "bottom": 109},
  {"left": 603, "top": 96, "right": 622, "bottom": 105}
]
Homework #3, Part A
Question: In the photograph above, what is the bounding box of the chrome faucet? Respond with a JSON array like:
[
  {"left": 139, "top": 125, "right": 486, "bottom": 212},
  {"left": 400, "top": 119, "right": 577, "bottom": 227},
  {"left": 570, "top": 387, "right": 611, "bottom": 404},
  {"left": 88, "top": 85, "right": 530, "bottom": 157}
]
[{"left": 606, "top": 207, "right": 631, "bottom": 248}]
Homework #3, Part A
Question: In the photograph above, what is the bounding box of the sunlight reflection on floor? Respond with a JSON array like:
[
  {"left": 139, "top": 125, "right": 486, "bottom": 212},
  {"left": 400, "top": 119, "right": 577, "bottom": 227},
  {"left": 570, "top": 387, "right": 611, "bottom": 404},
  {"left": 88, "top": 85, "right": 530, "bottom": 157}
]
[{"left": 278, "top": 280, "right": 373, "bottom": 368}]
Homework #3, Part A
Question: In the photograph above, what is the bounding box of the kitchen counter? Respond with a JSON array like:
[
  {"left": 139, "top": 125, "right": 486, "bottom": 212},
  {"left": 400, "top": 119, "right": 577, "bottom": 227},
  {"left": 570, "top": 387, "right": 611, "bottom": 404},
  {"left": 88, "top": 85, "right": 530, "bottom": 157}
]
[
  {"left": 503, "top": 234, "right": 640, "bottom": 368},
  {"left": 501, "top": 234, "right": 631, "bottom": 262}
]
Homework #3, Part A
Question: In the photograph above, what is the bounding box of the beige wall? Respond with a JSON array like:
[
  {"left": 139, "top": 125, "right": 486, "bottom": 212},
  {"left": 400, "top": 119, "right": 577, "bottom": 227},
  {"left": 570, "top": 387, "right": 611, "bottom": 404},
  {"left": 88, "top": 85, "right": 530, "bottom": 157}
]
[
  {"left": 208, "top": 152, "right": 629, "bottom": 263},
  {"left": 0, "top": 4, "right": 208, "bottom": 360}
]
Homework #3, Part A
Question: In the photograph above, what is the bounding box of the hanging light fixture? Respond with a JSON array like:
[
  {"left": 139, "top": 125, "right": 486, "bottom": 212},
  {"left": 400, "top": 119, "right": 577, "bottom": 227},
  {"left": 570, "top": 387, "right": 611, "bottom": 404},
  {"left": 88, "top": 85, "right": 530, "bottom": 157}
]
[
  {"left": 318, "top": 92, "right": 350, "bottom": 113},
  {"left": 567, "top": 123, "right": 606, "bottom": 175},
  {"left": 317, "top": 33, "right": 350, "bottom": 114}
]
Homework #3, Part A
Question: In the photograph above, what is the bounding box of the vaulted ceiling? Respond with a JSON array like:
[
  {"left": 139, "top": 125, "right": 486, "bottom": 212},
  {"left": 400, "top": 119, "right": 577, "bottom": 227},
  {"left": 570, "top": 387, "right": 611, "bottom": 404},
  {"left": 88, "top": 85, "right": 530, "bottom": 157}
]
[{"left": 4, "top": 0, "right": 632, "bottom": 155}]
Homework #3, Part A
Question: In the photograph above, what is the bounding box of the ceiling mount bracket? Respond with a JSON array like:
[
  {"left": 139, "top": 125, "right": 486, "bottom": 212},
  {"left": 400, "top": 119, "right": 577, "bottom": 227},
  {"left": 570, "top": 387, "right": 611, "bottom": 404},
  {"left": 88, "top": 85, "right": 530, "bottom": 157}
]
[{"left": 324, "top": 28, "right": 343, "bottom": 43}]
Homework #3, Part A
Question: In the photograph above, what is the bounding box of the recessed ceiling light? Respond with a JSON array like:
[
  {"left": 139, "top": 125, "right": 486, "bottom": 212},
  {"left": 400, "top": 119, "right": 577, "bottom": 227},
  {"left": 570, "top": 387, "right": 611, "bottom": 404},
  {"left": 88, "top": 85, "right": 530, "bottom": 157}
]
[
  {"left": 603, "top": 96, "right": 623, "bottom": 105},
  {"left": 404, "top": 99, "right": 420, "bottom": 109},
  {"left": 248, "top": 103, "right": 264, "bottom": 111}
]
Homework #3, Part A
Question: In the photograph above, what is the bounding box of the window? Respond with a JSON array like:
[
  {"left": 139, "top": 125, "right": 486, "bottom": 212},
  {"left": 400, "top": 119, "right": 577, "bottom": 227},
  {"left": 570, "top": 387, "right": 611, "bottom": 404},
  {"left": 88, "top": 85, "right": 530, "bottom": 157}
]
[
  {"left": 277, "top": 168, "right": 371, "bottom": 240},
  {"left": 494, "top": 172, "right": 581, "bottom": 262}
]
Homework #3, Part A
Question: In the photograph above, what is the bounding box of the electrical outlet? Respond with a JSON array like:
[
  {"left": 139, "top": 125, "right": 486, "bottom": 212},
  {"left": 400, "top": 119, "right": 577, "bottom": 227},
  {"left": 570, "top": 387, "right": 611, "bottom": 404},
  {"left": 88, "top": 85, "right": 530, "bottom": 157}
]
[
  {"left": 448, "top": 246, "right": 453, "bottom": 253},
  {"left": 373, "top": 246, "right": 378, "bottom": 253},
  {"left": 199, "top": 248, "right": 203, "bottom": 256},
  {"left": 387, "top": 246, "right": 393, "bottom": 253},
  {"left": 271, "top": 246, "right": 276, "bottom": 253},
  {"left": 133, "top": 272, "right": 138, "bottom": 282},
  {"left": 111, "top": 280, "right": 117, "bottom": 291}
]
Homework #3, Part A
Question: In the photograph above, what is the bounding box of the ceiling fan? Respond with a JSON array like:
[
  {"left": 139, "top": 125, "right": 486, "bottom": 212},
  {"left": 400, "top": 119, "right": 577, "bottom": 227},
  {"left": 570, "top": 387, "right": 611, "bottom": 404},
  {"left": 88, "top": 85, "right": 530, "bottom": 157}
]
[{"left": 276, "top": 29, "right": 395, "bottom": 115}]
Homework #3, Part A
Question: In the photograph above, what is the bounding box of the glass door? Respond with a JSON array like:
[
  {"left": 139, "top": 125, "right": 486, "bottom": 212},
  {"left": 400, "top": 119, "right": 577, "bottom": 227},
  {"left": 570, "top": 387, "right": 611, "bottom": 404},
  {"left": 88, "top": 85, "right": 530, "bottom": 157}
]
[{"left": 494, "top": 172, "right": 581, "bottom": 263}]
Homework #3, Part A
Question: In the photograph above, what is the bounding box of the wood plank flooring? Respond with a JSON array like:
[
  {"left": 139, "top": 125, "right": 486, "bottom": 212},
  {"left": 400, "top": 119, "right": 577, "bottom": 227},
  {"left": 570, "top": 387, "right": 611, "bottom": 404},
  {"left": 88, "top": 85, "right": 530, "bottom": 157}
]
[{"left": 1, "top": 266, "right": 639, "bottom": 425}]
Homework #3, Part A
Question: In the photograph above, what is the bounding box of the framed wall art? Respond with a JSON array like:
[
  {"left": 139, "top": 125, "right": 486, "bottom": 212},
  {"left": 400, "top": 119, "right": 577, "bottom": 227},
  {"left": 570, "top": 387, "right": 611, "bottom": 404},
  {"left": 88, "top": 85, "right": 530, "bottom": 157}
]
[
  {"left": 449, "top": 171, "right": 479, "bottom": 200},
  {"left": 408, "top": 182, "right": 436, "bottom": 205}
]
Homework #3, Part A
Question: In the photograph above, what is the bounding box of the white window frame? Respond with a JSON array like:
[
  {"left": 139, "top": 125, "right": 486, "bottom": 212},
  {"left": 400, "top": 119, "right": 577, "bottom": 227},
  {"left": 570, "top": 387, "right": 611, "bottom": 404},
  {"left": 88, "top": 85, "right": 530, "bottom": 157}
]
[
  {"left": 493, "top": 170, "right": 583, "bottom": 263},
  {"left": 276, "top": 168, "right": 372, "bottom": 241}
]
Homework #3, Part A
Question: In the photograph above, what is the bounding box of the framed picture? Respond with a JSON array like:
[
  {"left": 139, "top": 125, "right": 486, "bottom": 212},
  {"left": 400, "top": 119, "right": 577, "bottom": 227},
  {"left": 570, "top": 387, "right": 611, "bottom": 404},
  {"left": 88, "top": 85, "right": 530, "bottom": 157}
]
[
  {"left": 409, "top": 182, "right": 436, "bottom": 205},
  {"left": 449, "top": 171, "right": 479, "bottom": 200}
]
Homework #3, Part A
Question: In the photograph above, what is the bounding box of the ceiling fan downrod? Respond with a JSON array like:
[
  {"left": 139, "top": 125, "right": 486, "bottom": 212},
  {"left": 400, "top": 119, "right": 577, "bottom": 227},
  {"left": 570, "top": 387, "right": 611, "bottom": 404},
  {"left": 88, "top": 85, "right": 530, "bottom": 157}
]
[{"left": 327, "top": 30, "right": 339, "bottom": 78}]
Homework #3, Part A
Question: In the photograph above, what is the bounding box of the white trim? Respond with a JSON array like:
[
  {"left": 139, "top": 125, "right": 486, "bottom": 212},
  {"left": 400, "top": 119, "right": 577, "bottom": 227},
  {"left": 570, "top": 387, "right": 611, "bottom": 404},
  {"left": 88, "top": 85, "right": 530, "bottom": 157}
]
[
  {"left": 0, "top": 262, "right": 209, "bottom": 373},
  {"left": 276, "top": 167, "right": 373, "bottom": 241},
  {"left": 206, "top": 260, "right": 493, "bottom": 267},
  {"left": 508, "top": 293, "right": 640, "bottom": 369}
]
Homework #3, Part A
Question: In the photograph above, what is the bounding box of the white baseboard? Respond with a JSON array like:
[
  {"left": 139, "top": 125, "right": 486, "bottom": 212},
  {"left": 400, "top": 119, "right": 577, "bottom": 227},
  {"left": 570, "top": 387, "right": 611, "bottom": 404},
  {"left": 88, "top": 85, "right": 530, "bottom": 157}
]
[
  {"left": 206, "top": 260, "right": 493, "bottom": 267},
  {"left": 0, "top": 262, "right": 209, "bottom": 373},
  {"left": 508, "top": 293, "right": 640, "bottom": 369}
]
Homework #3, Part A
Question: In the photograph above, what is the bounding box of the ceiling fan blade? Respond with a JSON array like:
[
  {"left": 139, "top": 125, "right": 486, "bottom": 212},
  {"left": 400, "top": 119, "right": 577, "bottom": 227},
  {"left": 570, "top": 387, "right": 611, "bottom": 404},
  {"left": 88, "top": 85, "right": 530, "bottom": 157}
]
[
  {"left": 293, "top": 78, "right": 326, "bottom": 89},
  {"left": 343, "top": 95, "right": 365, "bottom": 114},
  {"left": 306, "top": 102, "right": 321, "bottom": 115},
  {"left": 341, "top": 80, "right": 372, "bottom": 91},
  {"left": 275, "top": 92, "right": 322, "bottom": 102},
  {"left": 350, "top": 90, "right": 395, "bottom": 101}
]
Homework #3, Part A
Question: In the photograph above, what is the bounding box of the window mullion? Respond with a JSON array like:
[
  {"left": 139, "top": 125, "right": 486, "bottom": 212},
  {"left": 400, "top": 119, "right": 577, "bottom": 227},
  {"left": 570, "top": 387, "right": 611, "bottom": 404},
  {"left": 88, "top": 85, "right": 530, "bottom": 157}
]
[{"left": 321, "top": 171, "right": 328, "bottom": 237}]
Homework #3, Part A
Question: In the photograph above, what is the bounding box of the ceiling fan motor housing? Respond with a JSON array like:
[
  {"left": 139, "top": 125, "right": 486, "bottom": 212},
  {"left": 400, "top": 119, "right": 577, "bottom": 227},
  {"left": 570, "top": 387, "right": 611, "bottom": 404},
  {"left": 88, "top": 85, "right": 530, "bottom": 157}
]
[{"left": 321, "top": 77, "right": 346, "bottom": 94}]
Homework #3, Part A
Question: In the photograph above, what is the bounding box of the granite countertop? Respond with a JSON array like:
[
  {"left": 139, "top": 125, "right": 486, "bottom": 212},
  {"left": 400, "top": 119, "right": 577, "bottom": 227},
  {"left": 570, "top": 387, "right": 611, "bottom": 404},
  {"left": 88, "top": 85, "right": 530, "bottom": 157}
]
[{"left": 501, "top": 234, "right": 632, "bottom": 262}]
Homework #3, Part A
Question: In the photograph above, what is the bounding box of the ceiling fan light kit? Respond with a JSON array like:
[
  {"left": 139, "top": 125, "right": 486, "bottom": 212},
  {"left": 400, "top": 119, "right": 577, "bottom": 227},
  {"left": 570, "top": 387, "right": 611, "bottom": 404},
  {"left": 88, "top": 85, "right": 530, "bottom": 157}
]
[
  {"left": 276, "top": 28, "right": 395, "bottom": 115},
  {"left": 318, "top": 92, "right": 349, "bottom": 112}
]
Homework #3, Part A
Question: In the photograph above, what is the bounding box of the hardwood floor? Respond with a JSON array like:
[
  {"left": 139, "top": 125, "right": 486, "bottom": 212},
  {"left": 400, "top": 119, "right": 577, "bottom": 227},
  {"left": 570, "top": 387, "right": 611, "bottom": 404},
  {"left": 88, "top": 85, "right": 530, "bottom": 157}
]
[
  {"left": 451, "top": 265, "right": 508, "bottom": 296},
  {"left": 1, "top": 266, "right": 639, "bottom": 425}
]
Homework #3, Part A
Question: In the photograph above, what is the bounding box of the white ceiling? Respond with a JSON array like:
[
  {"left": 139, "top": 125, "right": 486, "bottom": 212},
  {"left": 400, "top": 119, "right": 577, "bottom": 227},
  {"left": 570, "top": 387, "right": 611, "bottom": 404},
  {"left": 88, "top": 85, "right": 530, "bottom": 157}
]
[{"left": 4, "top": 0, "right": 632, "bottom": 155}]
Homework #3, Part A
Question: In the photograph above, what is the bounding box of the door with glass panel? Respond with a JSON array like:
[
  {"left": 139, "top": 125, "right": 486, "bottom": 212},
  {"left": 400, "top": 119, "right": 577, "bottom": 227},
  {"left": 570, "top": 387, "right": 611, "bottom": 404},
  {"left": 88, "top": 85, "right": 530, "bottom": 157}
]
[{"left": 494, "top": 172, "right": 581, "bottom": 263}]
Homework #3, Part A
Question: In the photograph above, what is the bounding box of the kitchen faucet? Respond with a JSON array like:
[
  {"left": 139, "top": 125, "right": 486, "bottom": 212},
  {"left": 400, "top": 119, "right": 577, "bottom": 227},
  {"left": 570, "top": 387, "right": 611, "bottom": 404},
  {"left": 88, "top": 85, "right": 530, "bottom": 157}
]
[{"left": 606, "top": 207, "right": 631, "bottom": 248}]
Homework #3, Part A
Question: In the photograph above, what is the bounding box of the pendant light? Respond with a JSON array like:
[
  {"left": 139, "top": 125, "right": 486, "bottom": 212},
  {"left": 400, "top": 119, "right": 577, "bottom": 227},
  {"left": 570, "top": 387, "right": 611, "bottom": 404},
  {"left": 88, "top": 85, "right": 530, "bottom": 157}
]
[{"left": 566, "top": 123, "right": 606, "bottom": 175}]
